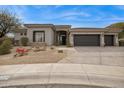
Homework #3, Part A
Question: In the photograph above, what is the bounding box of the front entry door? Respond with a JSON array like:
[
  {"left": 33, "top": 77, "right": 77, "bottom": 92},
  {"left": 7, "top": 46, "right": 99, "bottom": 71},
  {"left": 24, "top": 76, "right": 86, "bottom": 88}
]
[
  {"left": 59, "top": 35, "right": 66, "bottom": 45},
  {"left": 61, "top": 35, "right": 66, "bottom": 45}
]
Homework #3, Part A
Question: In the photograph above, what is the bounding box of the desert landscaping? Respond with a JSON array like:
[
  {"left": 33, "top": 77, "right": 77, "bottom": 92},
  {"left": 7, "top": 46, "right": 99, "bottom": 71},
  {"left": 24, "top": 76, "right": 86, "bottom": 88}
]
[{"left": 0, "top": 46, "right": 66, "bottom": 65}]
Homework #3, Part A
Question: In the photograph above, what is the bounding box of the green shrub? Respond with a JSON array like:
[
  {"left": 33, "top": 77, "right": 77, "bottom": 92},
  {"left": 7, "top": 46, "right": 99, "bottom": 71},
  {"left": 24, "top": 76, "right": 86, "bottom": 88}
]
[
  {"left": 66, "top": 42, "right": 73, "bottom": 47},
  {"left": 0, "top": 38, "right": 12, "bottom": 55},
  {"left": 0, "top": 38, "right": 4, "bottom": 45},
  {"left": 119, "top": 31, "right": 124, "bottom": 39},
  {"left": 20, "top": 37, "right": 29, "bottom": 46},
  {"left": 66, "top": 44, "right": 73, "bottom": 47},
  {"left": 0, "top": 37, "right": 13, "bottom": 46},
  {"left": 119, "top": 41, "right": 124, "bottom": 46}
]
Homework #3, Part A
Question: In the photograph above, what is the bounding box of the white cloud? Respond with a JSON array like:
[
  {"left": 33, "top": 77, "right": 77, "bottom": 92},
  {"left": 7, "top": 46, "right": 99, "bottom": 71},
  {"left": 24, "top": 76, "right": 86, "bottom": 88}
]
[
  {"left": 61, "top": 11, "right": 90, "bottom": 17},
  {"left": 0, "top": 5, "right": 91, "bottom": 23},
  {"left": 41, "top": 10, "right": 91, "bottom": 21},
  {"left": 31, "top": 5, "right": 50, "bottom": 9},
  {"left": 31, "top": 5, "right": 62, "bottom": 9},
  {"left": 54, "top": 5, "right": 63, "bottom": 8},
  {"left": 115, "top": 5, "right": 124, "bottom": 10},
  {"left": 1, "top": 5, "right": 123, "bottom": 28},
  {"left": 0, "top": 6, "right": 28, "bottom": 23}
]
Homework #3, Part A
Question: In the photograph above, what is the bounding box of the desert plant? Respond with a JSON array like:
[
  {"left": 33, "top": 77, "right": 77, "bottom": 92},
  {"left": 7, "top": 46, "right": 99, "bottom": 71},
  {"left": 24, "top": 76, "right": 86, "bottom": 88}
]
[
  {"left": 20, "top": 37, "right": 29, "bottom": 46},
  {"left": 0, "top": 38, "right": 12, "bottom": 55},
  {"left": 50, "top": 46, "right": 54, "bottom": 50},
  {"left": 14, "top": 48, "right": 29, "bottom": 57},
  {"left": 58, "top": 49, "right": 63, "bottom": 53},
  {"left": 66, "top": 43, "right": 73, "bottom": 47},
  {"left": 118, "top": 31, "right": 124, "bottom": 39},
  {"left": 119, "top": 40, "right": 124, "bottom": 46},
  {"left": 0, "top": 37, "right": 4, "bottom": 45}
]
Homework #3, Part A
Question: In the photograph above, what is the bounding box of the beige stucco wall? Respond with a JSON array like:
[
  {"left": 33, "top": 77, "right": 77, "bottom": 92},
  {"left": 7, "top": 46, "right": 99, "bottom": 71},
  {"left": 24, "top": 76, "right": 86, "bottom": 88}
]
[
  {"left": 14, "top": 32, "right": 25, "bottom": 40},
  {"left": 27, "top": 27, "right": 54, "bottom": 45},
  {"left": 14, "top": 26, "right": 119, "bottom": 47}
]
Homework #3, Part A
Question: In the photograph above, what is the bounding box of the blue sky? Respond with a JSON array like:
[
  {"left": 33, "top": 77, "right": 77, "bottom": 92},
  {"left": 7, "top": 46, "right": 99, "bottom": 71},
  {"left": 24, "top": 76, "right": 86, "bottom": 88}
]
[{"left": 0, "top": 5, "right": 124, "bottom": 28}]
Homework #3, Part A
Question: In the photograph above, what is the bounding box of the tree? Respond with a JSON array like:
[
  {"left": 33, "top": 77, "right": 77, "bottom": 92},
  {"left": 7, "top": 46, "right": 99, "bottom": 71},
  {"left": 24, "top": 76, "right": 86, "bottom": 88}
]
[
  {"left": 0, "top": 9, "right": 21, "bottom": 38},
  {"left": 106, "top": 22, "right": 124, "bottom": 29},
  {"left": 107, "top": 22, "right": 124, "bottom": 39}
]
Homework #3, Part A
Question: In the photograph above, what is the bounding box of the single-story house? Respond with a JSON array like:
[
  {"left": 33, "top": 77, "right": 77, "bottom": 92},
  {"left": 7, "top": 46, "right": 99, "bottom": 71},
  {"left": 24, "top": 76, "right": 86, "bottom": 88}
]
[{"left": 14, "top": 24, "right": 122, "bottom": 47}]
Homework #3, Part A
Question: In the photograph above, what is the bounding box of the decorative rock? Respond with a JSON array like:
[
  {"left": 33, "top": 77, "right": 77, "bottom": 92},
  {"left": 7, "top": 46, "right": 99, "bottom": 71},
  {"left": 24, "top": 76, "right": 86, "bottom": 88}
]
[
  {"left": 0, "top": 75, "right": 10, "bottom": 81},
  {"left": 50, "top": 46, "right": 54, "bottom": 50},
  {"left": 58, "top": 50, "right": 63, "bottom": 53}
]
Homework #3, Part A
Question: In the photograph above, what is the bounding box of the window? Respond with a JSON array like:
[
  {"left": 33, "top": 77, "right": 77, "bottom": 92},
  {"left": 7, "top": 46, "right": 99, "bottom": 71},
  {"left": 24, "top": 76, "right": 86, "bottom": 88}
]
[{"left": 33, "top": 31, "right": 45, "bottom": 42}]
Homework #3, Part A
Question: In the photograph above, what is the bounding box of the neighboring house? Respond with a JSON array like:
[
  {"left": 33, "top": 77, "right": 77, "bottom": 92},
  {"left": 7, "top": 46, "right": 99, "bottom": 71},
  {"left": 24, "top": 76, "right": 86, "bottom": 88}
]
[{"left": 14, "top": 24, "right": 121, "bottom": 47}]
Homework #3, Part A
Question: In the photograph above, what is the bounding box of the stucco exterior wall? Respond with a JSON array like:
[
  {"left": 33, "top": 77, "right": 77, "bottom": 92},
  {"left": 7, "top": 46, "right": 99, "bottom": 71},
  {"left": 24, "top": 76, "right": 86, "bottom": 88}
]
[
  {"left": 14, "top": 24, "right": 120, "bottom": 47},
  {"left": 27, "top": 27, "right": 54, "bottom": 45},
  {"left": 14, "top": 32, "right": 25, "bottom": 40}
]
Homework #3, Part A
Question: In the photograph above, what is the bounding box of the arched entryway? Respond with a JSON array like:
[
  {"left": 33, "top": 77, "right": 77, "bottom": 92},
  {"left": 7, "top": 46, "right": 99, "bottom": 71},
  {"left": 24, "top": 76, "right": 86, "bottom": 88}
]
[{"left": 56, "top": 31, "right": 67, "bottom": 45}]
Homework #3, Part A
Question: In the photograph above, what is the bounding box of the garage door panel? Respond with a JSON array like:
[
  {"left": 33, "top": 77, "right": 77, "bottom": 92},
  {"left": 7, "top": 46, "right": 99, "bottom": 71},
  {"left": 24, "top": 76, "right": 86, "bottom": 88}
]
[
  {"left": 74, "top": 42, "right": 99, "bottom": 46},
  {"left": 104, "top": 35, "right": 114, "bottom": 46},
  {"left": 74, "top": 35, "right": 100, "bottom": 46}
]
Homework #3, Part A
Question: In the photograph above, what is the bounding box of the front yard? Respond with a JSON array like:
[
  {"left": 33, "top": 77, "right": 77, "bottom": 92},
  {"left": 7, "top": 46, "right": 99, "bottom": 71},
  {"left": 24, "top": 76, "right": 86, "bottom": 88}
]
[{"left": 0, "top": 46, "right": 66, "bottom": 65}]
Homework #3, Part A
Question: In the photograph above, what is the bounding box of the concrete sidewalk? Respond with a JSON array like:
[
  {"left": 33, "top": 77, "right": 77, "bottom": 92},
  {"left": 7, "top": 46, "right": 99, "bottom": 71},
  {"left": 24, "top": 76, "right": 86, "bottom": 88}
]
[{"left": 0, "top": 63, "right": 124, "bottom": 88}]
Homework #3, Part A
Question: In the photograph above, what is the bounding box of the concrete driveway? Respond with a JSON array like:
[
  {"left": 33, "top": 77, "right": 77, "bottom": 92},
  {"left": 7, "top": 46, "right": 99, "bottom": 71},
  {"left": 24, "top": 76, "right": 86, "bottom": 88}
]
[{"left": 58, "top": 47, "right": 124, "bottom": 67}]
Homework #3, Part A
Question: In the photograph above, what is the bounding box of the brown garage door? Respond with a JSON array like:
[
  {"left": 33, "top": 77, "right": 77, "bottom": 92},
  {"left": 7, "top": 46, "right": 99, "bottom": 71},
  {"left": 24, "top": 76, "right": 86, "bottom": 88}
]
[
  {"left": 74, "top": 34, "right": 100, "bottom": 46},
  {"left": 104, "top": 35, "right": 114, "bottom": 46}
]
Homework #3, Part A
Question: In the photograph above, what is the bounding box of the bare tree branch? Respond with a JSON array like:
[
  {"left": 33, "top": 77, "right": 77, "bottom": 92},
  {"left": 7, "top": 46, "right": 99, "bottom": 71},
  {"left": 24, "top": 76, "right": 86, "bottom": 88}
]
[{"left": 0, "top": 9, "right": 21, "bottom": 38}]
